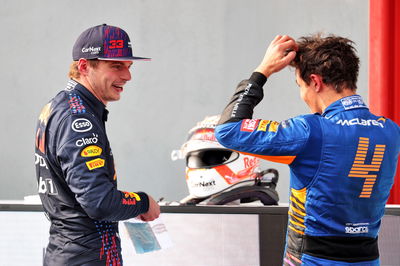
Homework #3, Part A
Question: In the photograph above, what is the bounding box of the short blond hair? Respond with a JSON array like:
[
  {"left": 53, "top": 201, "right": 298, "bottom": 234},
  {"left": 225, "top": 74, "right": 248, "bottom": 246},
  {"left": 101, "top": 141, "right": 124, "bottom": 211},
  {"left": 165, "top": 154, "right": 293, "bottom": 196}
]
[{"left": 68, "top": 60, "right": 99, "bottom": 79}]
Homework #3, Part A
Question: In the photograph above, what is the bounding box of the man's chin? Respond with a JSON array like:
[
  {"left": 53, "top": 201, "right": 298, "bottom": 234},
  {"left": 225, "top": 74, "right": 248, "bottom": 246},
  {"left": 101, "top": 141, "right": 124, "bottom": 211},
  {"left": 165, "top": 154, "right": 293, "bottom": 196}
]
[{"left": 106, "top": 96, "right": 121, "bottom": 103}]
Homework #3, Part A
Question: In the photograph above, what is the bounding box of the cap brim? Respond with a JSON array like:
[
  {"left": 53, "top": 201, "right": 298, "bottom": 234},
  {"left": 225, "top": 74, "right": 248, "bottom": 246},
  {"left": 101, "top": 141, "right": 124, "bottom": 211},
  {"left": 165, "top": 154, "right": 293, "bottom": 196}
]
[{"left": 98, "top": 56, "right": 151, "bottom": 61}]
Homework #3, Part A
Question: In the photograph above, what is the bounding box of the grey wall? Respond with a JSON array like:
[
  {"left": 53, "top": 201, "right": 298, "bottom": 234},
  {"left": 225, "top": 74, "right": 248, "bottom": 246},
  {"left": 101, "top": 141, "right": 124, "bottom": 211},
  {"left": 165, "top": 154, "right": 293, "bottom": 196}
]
[{"left": 0, "top": 0, "right": 368, "bottom": 203}]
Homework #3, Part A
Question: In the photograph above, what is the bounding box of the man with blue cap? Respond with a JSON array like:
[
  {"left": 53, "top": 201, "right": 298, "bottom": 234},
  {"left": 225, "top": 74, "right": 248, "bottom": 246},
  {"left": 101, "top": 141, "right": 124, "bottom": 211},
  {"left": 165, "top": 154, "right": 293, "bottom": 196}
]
[{"left": 35, "top": 24, "right": 160, "bottom": 266}]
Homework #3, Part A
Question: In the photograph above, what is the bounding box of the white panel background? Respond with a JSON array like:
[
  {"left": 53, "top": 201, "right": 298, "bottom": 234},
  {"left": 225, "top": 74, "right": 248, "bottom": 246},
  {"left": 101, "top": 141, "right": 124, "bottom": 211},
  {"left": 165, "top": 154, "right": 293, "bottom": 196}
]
[{"left": 0, "top": 209, "right": 398, "bottom": 265}]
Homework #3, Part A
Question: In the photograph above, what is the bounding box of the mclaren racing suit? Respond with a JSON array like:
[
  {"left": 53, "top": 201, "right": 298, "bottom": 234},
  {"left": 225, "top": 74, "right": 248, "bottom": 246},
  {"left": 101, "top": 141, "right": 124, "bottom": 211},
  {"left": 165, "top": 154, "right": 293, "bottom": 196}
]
[
  {"left": 35, "top": 80, "right": 150, "bottom": 266},
  {"left": 215, "top": 72, "right": 400, "bottom": 265}
]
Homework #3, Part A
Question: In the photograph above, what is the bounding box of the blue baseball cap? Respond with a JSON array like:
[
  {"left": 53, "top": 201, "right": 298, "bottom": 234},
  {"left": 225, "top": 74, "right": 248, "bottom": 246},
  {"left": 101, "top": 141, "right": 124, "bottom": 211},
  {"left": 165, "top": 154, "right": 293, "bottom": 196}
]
[{"left": 72, "top": 24, "right": 150, "bottom": 61}]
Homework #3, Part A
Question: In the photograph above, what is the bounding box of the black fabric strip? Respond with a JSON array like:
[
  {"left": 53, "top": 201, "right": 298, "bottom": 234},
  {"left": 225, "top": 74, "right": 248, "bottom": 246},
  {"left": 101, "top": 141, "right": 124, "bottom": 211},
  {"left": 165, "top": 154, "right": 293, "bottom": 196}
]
[
  {"left": 303, "top": 235, "right": 379, "bottom": 262},
  {"left": 249, "top": 72, "right": 267, "bottom": 87},
  {"left": 218, "top": 72, "right": 266, "bottom": 125}
]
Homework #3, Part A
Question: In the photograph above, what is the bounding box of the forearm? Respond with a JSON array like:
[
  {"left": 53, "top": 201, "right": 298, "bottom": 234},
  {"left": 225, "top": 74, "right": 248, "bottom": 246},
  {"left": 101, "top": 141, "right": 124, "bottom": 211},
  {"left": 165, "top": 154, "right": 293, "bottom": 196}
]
[
  {"left": 79, "top": 185, "right": 150, "bottom": 221},
  {"left": 218, "top": 72, "right": 267, "bottom": 125}
]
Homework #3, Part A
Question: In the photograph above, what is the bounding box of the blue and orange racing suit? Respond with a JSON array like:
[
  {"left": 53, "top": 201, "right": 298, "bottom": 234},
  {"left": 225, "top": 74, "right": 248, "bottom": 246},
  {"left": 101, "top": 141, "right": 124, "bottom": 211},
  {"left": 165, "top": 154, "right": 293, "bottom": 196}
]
[
  {"left": 215, "top": 72, "right": 400, "bottom": 265},
  {"left": 35, "top": 80, "right": 150, "bottom": 266}
]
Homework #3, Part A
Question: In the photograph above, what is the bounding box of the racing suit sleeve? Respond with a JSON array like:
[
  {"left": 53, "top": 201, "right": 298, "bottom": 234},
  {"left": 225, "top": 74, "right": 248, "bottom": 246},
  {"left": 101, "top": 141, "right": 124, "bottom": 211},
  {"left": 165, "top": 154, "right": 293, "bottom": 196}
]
[
  {"left": 55, "top": 113, "right": 149, "bottom": 221},
  {"left": 215, "top": 72, "right": 311, "bottom": 165},
  {"left": 218, "top": 72, "right": 267, "bottom": 124}
]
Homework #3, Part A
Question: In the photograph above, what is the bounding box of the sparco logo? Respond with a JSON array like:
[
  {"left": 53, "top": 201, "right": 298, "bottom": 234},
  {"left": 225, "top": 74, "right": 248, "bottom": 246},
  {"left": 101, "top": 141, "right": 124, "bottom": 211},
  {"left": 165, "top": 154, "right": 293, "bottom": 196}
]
[
  {"left": 82, "top": 46, "right": 101, "bottom": 55},
  {"left": 72, "top": 118, "right": 93, "bottom": 132},
  {"left": 76, "top": 133, "right": 98, "bottom": 147},
  {"left": 345, "top": 226, "right": 369, "bottom": 234}
]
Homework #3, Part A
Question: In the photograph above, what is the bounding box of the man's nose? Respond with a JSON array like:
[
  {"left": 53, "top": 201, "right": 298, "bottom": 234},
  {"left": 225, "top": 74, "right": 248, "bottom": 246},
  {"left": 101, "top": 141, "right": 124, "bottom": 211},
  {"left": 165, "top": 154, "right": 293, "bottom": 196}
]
[{"left": 122, "top": 67, "right": 131, "bottom": 81}]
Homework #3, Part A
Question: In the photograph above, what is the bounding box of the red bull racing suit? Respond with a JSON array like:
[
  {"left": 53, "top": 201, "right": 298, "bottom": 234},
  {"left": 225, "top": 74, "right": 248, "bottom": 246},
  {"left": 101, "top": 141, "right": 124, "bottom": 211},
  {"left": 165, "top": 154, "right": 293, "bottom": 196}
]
[
  {"left": 215, "top": 72, "right": 400, "bottom": 265},
  {"left": 35, "top": 80, "right": 150, "bottom": 266}
]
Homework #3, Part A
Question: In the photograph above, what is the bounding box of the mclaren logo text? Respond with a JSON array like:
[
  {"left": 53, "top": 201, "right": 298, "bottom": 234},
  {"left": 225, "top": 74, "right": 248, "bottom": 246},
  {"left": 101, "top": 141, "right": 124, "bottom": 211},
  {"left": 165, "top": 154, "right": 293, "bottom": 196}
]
[{"left": 336, "top": 118, "right": 383, "bottom": 128}]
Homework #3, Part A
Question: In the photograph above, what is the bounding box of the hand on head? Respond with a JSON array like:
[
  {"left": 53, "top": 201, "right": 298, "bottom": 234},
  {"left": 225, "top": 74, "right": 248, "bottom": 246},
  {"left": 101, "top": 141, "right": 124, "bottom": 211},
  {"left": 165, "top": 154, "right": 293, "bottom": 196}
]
[{"left": 255, "top": 35, "right": 298, "bottom": 78}]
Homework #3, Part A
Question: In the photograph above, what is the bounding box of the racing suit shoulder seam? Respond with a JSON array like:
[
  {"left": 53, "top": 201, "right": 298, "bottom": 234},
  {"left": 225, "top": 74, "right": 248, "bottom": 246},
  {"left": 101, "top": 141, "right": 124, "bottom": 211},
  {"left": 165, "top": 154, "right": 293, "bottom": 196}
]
[{"left": 288, "top": 118, "right": 313, "bottom": 165}]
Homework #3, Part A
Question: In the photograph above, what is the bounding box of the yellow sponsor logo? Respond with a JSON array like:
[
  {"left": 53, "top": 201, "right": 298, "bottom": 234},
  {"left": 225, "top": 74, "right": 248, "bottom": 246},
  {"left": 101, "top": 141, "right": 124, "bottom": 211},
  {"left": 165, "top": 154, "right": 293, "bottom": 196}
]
[
  {"left": 123, "top": 191, "right": 141, "bottom": 201},
  {"left": 86, "top": 158, "right": 105, "bottom": 170},
  {"left": 257, "top": 120, "right": 270, "bottom": 131},
  {"left": 81, "top": 145, "right": 102, "bottom": 157},
  {"left": 377, "top": 117, "right": 386, "bottom": 123},
  {"left": 269, "top": 121, "right": 280, "bottom": 132}
]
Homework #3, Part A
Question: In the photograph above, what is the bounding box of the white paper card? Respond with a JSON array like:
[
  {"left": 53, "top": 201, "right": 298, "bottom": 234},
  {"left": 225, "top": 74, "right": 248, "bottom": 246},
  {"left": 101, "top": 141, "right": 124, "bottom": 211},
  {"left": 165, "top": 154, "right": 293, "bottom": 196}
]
[{"left": 121, "top": 215, "right": 173, "bottom": 254}]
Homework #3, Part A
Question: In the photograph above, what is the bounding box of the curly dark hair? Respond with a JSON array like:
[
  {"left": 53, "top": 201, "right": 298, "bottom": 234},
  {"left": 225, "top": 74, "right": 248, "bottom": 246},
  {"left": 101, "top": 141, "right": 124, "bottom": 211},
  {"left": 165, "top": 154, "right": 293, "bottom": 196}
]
[{"left": 290, "top": 33, "right": 360, "bottom": 92}]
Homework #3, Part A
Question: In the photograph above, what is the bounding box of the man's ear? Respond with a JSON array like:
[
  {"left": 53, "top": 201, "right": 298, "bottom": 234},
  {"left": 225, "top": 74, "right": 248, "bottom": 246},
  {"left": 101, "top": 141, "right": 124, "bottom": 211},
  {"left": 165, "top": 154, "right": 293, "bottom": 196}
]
[
  {"left": 309, "top": 74, "right": 324, "bottom": 92},
  {"left": 77, "top": 59, "right": 89, "bottom": 76}
]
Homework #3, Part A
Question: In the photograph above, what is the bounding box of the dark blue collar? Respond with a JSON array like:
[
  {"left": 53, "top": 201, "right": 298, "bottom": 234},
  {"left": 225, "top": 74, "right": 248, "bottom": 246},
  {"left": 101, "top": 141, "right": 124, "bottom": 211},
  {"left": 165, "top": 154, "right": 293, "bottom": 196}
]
[
  {"left": 65, "top": 79, "right": 109, "bottom": 122},
  {"left": 322, "top": 95, "right": 368, "bottom": 119}
]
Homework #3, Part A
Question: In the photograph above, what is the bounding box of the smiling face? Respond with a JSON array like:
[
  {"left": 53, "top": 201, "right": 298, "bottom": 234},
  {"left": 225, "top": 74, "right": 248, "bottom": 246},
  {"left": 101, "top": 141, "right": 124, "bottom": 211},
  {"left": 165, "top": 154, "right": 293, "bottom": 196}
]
[{"left": 84, "top": 60, "right": 132, "bottom": 105}]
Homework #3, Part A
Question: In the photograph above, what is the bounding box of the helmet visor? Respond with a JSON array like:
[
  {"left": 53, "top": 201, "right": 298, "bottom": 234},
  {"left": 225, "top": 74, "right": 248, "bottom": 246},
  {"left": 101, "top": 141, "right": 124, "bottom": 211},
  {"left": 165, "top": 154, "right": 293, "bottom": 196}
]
[{"left": 186, "top": 149, "right": 239, "bottom": 168}]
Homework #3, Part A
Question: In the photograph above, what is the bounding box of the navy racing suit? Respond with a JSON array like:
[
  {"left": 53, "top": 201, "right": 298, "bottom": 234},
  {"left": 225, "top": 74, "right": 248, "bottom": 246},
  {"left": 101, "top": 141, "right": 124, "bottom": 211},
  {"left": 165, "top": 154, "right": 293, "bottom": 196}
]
[
  {"left": 35, "top": 80, "right": 150, "bottom": 266},
  {"left": 215, "top": 72, "right": 400, "bottom": 265}
]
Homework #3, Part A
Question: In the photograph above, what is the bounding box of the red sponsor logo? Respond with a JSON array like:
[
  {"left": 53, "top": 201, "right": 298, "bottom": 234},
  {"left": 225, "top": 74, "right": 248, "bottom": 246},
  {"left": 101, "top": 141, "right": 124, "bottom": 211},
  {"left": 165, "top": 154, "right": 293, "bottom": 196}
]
[
  {"left": 240, "top": 119, "right": 260, "bottom": 132},
  {"left": 121, "top": 191, "right": 141, "bottom": 205},
  {"left": 35, "top": 128, "right": 46, "bottom": 154},
  {"left": 109, "top": 40, "right": 124, "bottom": 49},
  {"left": 244, "top": 156, "right": 258, "bottom": 168},
  {"left": 191, "top": 129, "right": 216, "bottom": 142},
  {"left": 122, "top": 198, "right": 137, "bottom": 205}
]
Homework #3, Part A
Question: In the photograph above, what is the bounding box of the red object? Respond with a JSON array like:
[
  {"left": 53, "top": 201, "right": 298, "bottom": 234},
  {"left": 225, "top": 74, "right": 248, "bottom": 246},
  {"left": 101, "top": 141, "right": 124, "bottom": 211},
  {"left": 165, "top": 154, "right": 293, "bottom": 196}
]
[{"left": 369, "top": 0, "right": 400, "bottom": 203}]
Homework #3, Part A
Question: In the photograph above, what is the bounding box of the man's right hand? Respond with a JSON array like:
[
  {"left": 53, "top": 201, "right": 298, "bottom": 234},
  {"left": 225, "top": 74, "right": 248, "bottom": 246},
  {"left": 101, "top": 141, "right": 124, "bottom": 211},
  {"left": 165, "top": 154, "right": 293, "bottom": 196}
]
[
  {"left": 138, "top": 195, "right": 160, "bottom": 222},
  {"left": 254, "top": 35, "right": 298, "bottom": 78}
]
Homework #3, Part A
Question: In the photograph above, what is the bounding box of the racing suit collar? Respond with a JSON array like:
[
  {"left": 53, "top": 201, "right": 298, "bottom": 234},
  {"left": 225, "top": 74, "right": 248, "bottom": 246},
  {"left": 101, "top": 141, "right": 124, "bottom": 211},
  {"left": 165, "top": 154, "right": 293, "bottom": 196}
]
[
  {"left": 73, "top": 80, "right": 109, "bottom": 122},
  {"left": 322, "top": 95, "right": 368, "bottom": 119}
]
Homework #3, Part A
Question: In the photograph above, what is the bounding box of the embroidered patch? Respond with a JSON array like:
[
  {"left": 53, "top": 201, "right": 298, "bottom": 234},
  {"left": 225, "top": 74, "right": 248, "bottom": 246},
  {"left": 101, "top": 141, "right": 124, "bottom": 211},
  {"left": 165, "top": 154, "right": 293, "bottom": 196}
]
[
  {"left": 257, "top": 120, "right": 270, "bottom": 131},
  {"left": 68, "top": 93, "right": 86, "bottom": 114},
  {"left": 269, "top": 121, "right": 280, "bottom": 132},
  {"left": 340, "top": 95, "right": 366, "bottom": 110},
  {"left": 86, "top": 158, "right": 105, "bottom": 170},
  {"left": 81, "top": 145, "right": 102, "bottom": 157},
  {"left": 240, "top": 119, "right": 260, "bottom": 132}
]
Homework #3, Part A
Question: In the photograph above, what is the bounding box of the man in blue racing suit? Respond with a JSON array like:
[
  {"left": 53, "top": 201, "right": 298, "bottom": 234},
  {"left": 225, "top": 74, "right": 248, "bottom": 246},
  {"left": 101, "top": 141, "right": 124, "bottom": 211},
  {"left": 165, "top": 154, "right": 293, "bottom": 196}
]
[
  {"left": 215, "top": 34, "right": 400, "bottom": 265},
  {"left": 35, "top": 24, "right": 160, "bottom": 265}
]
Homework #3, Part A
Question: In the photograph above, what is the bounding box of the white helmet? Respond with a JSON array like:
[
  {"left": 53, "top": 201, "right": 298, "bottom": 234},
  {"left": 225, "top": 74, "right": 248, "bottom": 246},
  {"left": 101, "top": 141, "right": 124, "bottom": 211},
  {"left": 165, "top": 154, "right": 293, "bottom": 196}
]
[{"left": 172, "top": 115, "right": 279, "bottom": 205}]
